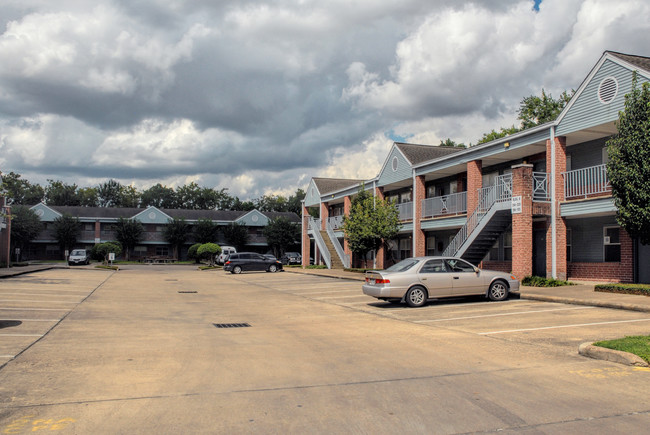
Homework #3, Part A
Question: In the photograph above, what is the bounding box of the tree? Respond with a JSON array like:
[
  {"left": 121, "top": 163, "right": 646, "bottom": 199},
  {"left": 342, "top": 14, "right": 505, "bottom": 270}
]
[
  {"left": 52, "top": 214, "right": 81, "bottom": 257},
  {"left": 77, "top": 187, "right": 99, "bottom": 207},
  {"left": 0, "top": 172, "right": 44, "bottom": 205},
  {"left": 10, "top": 205, "right": 42, "bottom": 261},
  {"left": 92, "top": 242, "right": 122, "bottom": 264},
  {"left": 140, "top": 183, "right": 177, "bottom": 208},
  {"left": 45, "top": 180, "right": 80, "bottom": 206},
  {"left": 607, "top": 73, "right": 650, "bottom": 245},
  {"left": 97, "top": 180, "right": 124, "bottom": 207},
  {"left": 187, "top": 243, "right": 202, "bottom": 264},
  {"left": 255, "top": 194, "right": 288, "bottom": 212},
  {"left": 263, "top": 217, "right": 300, "bottom": 257},
  {"left": 194, "top": 218, "right": 219, "bottom": 244},
  {"left": 114, "top": 217, "right": 144, "bottom": 261},
  {"left": 197, "top": 243, "right": 221, "bottom": 266},
  {"left": 476, "top": 126, "right": 520, "bottom": 145},
  {"left": 342, "top": 185, "right": 399, "bottom": 265},
  {"left": 162, "top": 218, "right": 190, "bottom": 260},
  {"left": 176, "top": 182, "right": 202, "bottom": 209},
  {"left": 223, "top": 222, "right": 250, "bottom": 250},
  {"left": 286, "top": 188, "right": 306, "bottom": 216},
  {"left": 439, "top": 138, "right": 466, "bottom": 148},
  {"left": 120, "top": 185, "right": 140, "bottom": 208},
  {"left": 518, "top": 89, "right": 574, "bottom": 129}
]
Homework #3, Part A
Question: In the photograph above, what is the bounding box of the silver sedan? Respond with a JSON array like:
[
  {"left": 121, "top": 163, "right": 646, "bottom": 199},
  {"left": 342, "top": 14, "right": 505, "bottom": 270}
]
[{"left": 362, "top": 257, "right": 520, "bottom": 307}]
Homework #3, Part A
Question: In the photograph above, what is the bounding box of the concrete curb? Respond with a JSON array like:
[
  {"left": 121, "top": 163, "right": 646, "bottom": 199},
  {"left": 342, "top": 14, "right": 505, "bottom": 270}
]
[
  {"left": 578, "top": 342, "right": 649, "bottom": 367},
  {"left": 0, "top": 266, "right": 62, "bottom": 279},
  {"left": 520, "top": 294, "right": 650, "bottom": 313}
]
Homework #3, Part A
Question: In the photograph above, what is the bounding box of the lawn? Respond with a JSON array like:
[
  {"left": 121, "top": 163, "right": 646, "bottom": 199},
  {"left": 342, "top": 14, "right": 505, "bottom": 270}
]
[{"left": 593, "top": 335, "right": 650, "bottom": 363}]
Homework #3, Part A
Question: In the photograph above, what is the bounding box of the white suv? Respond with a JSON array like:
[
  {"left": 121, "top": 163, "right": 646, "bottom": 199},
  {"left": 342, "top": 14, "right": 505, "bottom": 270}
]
[
  {"left": 68, "top": 249, "right": 89, "bottom": 266},
  {"left": 216, "top": 246, "right": 237, "bottom": 265}
]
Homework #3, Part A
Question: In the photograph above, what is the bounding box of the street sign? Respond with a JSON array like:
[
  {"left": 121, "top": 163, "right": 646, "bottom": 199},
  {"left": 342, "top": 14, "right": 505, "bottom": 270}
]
[{"left": 511, "top": 196, "right": 522, "bottom": 214}]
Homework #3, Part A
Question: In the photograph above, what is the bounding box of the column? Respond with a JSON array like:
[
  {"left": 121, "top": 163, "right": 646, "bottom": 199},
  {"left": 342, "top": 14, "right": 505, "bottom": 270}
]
[
  {"left": 413, "top": 175, "right": 426, "bottom": 257},
  {"left": 343, "top": 195, "right": 352, "bottom": 266},
  {"left": 511, "top": 164, "right": 534, "bottom": 279},
  {"left": 94, "top": 221, "right": 101, "bottom": 243},
  {"left": 320, "top": 202, "right": 329, "bottom": 231},
  {"left": 375, "top": 186, "right": 385, "bottom": 269},
  {"left": 301, "top": 205, "right": 311, "bottom": 268},
  {"left": 467, "top": 160, "right": 482, "bottom": 216},
  {"left": 546, "top": 136, "right": 567, "bottom": 280}
]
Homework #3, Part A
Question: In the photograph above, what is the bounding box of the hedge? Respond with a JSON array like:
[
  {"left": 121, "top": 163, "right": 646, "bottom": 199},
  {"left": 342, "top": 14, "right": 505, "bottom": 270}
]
[{"left": 595, "top": 283, "right": 650, "bottom": 297}]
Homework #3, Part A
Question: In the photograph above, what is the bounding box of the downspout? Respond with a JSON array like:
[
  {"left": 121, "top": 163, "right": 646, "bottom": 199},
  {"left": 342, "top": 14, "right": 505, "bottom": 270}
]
[
  {"left": 373, "top": 180, "right": 376, "bottom": 269},
  {"left": 301, "top": 200, "right": 305, "bottom": 268},
  {"left": 550, "top": 126, "right": 557, "bottom": 278},
  {"left": 412, "top": 170, "right": 416, "bottom": 257}
]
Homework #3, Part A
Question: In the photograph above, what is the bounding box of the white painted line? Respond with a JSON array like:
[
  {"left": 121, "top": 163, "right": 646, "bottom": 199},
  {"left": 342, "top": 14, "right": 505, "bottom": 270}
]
[
  {"left": 0, "top": 308, "right": 70, "bottom": 311},
  {"left": 0, "top": 293, "right": 83, "bottom": 298},
  {"left": 479, "top": 318, "right": 650, "bottom": 335},
  {"left": 2, "top": 319, "right": 60, "bottom": 322},
  {"left": 415, "top": 306, "right": 596, "bottom": 323},
  {"left": 0, "top": 299, "right": 78, "bottom": 304},
  {"left": 0, "top": 334, "right": 43, "bottom": 337},
  {"left": 0, "top": 355, "right": 15, "bottom": 358},
  {"left": 316, "top": 295, "right": 371, "bottom": 300},
  {"left": 293, "top": 289, "right": 355, "bottom": 295}
]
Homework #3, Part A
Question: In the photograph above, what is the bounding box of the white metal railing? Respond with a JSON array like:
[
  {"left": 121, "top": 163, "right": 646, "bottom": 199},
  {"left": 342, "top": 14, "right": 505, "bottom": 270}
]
[
  {"left": 422, "top": 191, "right": 467, "bottom": 218},
  {"left": 533, "top": 172, "right": 550, "bottom": 202},
  {"left": 563, "top": 164, "right": 611, "bottom": 199},
  {"left": 327, "top": 215, "right": 344, "bottom": 230},
  {"left": 325, "top": 220, "right": 351, "bottom": 268},
  {"left": 443, "top": 174, "right": 512, "bottom": 258},
  {"left": 309, "top": 218, "right": 331, "bottom": 268},
  {"left": 397, "top": 201, "right": 413, "bottom": 221}
]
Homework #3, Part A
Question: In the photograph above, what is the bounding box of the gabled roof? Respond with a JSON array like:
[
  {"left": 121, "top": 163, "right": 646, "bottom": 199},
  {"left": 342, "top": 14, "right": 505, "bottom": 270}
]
[
  {"left": 608, "top": 51, "right": 650, "bottom": 74},
  {"left": 395, "top": 142, "right": 464, "bottom": 165},
  {"left": 312, "top": 177, "right": 363, "bottom": 195}
]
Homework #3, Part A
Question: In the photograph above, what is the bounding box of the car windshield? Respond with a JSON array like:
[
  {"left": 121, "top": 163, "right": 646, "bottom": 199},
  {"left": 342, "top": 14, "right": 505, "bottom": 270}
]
[
  {"left": 385, "top": 258, "right": 420, "bottom": 272},
  {"left": 71, "top": 250, "right": 85, "bottom": 256}
]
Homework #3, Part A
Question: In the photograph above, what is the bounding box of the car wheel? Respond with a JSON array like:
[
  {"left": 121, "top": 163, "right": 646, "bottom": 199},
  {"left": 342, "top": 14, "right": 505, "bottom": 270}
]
[
  {"left": 488, "top": 280, "right": 508, "bottom": 301},
  {"left": 268, "top": 264, "right": 278, "bottom": 273},
  {"left": 406, "top": 286, "right": 428, "bottom": 308},
  {"left": 232, "top": 265, "right": 242, "bottom": 274}
]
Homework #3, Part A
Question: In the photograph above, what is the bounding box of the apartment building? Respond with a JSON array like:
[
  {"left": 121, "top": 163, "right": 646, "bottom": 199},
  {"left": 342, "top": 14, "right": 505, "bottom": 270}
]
[{"left": 302, "top": 51, "right": 650, "bottom": 283}]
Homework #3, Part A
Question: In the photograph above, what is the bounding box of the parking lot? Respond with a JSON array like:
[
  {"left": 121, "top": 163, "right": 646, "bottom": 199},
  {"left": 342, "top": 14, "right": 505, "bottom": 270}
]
[{"left": 1, "top": 267, "right": 649, "bottom": 433}]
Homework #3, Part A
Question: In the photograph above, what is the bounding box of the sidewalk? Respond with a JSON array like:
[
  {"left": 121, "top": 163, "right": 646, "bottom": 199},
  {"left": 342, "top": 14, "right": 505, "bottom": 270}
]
[{"left": 285, "top": 267, "right": 650, "bottom": 313}]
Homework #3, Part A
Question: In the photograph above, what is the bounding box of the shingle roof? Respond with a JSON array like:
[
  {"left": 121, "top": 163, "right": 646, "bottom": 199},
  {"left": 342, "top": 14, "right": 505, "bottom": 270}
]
[
  {"left": 608, "top": 51, "right": 650, "bottom": 74},
  {"left": 312, "top": 178, "right": 363, "bottom": 195},
  {"left": 395, "top": 142, "right": 465, "bottom": 165}
]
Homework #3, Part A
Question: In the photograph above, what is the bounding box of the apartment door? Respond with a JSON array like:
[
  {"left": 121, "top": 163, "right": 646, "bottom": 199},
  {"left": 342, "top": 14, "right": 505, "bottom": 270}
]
[
  {"left": 533, "top": 229, "right": 546, "bottom": 277},
  {"left": 638, "top": 241, "right": 650, "bottom": 284}
]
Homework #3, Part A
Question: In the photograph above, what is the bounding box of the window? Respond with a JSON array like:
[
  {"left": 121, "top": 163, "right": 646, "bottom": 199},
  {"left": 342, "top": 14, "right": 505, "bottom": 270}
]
[
  {"left": 156, "top": 246, "right": 169, "bottom": 256},
  {"left": 399, "top": 238, "right": 411, "bottom": 260},
  {"left": 134, "top": 246, "right": 147, "bottom": 253},
  {"left": 566, "top": 154, "right": 572, "bottom": 171},
  {"left": 449, "top": 180, "right": 458, "bottom": 194},
  {"left": 421, "top": 259, "right": 446, "bottom": 273},
  {"left": 426, "top": 236, "right": 436, "bottom": 256},
  {"left": 566, "top": 228, "right": 572, "bottom": 262},
  {"left": 84, "top": 223, "right": 94, "bottom": 231},
  {"left": 604, "top": 226, "right": 620, "bottom": 262},
  {"left": 445, "top": 258, "right": 475, "bottom": 272},
  {"left": 487, "top": 240, "right": 499, "bottom": 261},
  {"left": 46, "top": 245, "right": 60, "bottom": 255},
  {"left": 602, "top": 147, "right": 609, "bottom": 164},
  {"left": 400, "top": 191, "right": 412, "bottom": 203},
  {"left": 503, "top": 230, "right": 512, "bottom": 261}
]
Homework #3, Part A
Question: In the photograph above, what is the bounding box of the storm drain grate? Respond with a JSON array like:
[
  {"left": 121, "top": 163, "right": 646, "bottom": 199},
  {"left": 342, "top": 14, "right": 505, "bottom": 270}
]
[
  {"left": 178, "top": 290, "right": 198, "bottom": 294},
  {"left": 213, "top": 323, "right": 251, "bottom": 329}
]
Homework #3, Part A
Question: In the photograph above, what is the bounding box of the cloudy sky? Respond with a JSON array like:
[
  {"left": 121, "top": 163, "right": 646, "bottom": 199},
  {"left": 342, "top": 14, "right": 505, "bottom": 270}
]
[{"left": 1, "top": 0, "right": 649, "bottom": 200}]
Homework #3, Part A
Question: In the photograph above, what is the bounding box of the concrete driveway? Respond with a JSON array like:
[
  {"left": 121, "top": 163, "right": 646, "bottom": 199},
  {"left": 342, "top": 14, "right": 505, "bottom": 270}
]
[{"left": 1, "top": 266, "right": 649, "bottom": 434}]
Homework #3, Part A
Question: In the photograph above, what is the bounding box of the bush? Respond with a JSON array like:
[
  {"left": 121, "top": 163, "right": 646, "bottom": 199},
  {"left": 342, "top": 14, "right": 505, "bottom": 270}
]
[
  {"left": 595, "top": 283, "right": 650, "bottom": 297},
  {"left": 187, "top": 243, "right": 202, "bottom": 264},
  {"left": 522, "top": 275, "right": 575, "bottom": 287},
  {"left": 197, "top": 243, "right": 221, "bottom": 266},
  {"left": 91, "top": 242, "right": 123, "bottom": 263}
]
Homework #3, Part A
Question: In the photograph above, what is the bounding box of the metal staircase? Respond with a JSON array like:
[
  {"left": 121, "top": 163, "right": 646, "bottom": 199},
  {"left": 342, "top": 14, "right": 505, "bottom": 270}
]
[
  {"left": 308, "top": 217, "right": 350, "bottom": 269},
  {"left": 443, "top": 174, "right": 513, "bottom": 264}
]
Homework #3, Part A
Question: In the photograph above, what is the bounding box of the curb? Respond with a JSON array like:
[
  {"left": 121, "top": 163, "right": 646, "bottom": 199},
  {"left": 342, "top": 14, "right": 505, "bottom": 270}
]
[
  {"left": 520, "top": 294, "right": 650, "bottom": 313},
  {"left": 578, "top": 342, "right": 649, "bottom": 367},
  {"left": 0, "top": 266, "right": 60, "bottom": 279}
]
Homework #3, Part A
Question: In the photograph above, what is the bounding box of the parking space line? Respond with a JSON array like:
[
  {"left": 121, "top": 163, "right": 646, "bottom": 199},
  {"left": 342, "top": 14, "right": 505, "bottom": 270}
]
[
  {"left": 1, "top": 319, "right": 60, "bottom": 322},
  {"left": 0, "top": 299, "right": 78, "bottom": 304},
  {"left": 316, "top": 295, "right": 373, "bottom": 300},
  {"left": 0, "top": 293, "right": 84, "bottom": 298},
  {"left": 0, "top": 308, "right": 71, "bottom": 311},
  {"left": 415, "top": 306, "right": 596, "bottom": 323},
  {"left": 293, "top": 289, "right": 357, "bottom": 295},
  {"left": 479, "top": 318, "right": 650, "bottom": 335},
  {"left": 0, "top": 355, "right": 15, "bottom": 358},
  {"left": 0, "top": 333, "right": 43, "bottom": 337}
]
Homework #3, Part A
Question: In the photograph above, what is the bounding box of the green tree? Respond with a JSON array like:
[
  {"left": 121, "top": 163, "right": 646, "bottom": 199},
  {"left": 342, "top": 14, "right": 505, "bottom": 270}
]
[
  {"left": 476, "top": 125, "right": 520, "bottom": 145},
  {"left": 194, "top": 218, "right": 219, "bottom": 244},
  {"left": 97, "top": 180, "right": 124, "bottom": 207},
  {"left": 120, "top": 185, "right": 140, "bottom": 208},
  {"left": 287, "top": 188, "right": 306, "bottom": 216},
  {"left": 176, "top": 182, "right": 202, "bottom": 209},
  {"left": 140, "top": 183, "right": 177, "bottom": 208},
  {"left": 342, "top": 185, "right": 399, "bottom": 264},
  {"left": 0, "top": 172, "right": 44, "bottom": 205},
  {"left": 52, "top": 214, "right": 82, "bottom": 257},
  {"left": 607, "top": 73, "right": 650, "bottom": 245},
  {"left": 263, "top": 217, "right": 300, "bottom": 257},
  {"left": 77, "top": 187, "right": 99, "bottom": 207},
  {"left": 197, "top": 243, "right": 222, "bottom": 266},
  {"left": 9, "top": 205, "right": 42, "bottom": 261},
  {"left": 518, "top": 89, "right": 574, "bottom": 129},
  {"left": 187, "top": 243, "right": 202, "bottom": 264},
  {"left": 254, "top": 194, "right": 288, "bottom": 212},
  {"left": 439, "top": 138, "right": 466, "bottom": 148},
  {"left": 162, "top": 218, "right": 190, "bottom": 260},
  {"left": 92, "top": 241, "right": 122, "bottom": 264},
  {"left": 114, "top": 217, "right": 144, "bottom": 261},
  {"left": 223, "top": 222, "right": 250, "bottom": 251},
  {"left": 45, "top": 180, "right": 81, "bottom": 206}
]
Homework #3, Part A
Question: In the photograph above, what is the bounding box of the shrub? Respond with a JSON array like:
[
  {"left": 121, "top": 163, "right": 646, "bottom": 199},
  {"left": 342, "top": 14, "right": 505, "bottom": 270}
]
[
  {"left": 91, "top": 242, "right": 123, "bottom": 263},
  {"left": 522, "top": 275, "right": 575, "bottom": 287},
  {"left": 197, "top": 243, "right": 221, "bottom": 266},
  {"left": 187, "top": 243, "right": 202, "bottom": 264},
  {"left": 595, "top": 283, "right": 650, "bottom": 297}
]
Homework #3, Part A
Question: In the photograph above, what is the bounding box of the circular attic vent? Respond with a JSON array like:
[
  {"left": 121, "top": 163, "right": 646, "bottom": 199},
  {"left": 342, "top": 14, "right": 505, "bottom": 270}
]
[
  {"left": 598, "top": 77, "right": 618, "bottom": 104},
  {"left": 391, "top": 156, "right": 399, "bottom": 172}
]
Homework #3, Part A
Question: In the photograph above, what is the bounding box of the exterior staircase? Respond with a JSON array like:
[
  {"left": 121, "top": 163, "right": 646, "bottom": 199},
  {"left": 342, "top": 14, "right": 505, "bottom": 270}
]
[
  {"left": 319, "top": 231, "right": 344, "bottom": 269},
  {"left": 307, "top": 217, "right": 350, "bottom": 269}
]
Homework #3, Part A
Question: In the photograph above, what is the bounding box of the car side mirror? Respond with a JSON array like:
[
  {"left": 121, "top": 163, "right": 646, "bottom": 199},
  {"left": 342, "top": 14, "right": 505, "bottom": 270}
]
[{"left": 474, "top": 267, "right": 480, "bottom": 273}]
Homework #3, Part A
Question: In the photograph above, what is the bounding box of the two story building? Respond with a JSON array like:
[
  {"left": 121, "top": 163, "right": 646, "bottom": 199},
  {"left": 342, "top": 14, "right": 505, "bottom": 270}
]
[{"left": 302, "top": 51, "right": 650, "bottom": 283}]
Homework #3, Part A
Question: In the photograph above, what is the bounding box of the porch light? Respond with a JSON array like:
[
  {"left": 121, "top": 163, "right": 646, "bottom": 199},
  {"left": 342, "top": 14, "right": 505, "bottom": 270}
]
[{"left": 504, "top": 142, "right": 510, "bottom": 148}]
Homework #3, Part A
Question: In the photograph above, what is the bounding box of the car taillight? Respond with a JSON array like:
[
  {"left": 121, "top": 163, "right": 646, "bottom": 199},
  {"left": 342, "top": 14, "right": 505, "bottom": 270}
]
[
  {"left": 225, "top": 261, "right": 231, "bottom": 265},
  {"left": 376, "top": 278, "right": 390, "bottom": 284}
]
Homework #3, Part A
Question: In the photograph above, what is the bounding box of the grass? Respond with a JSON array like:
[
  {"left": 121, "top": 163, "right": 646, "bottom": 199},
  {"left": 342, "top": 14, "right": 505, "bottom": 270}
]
[
  {"left": 305, "top": 265, "right": 327, "bottom": 269},
  {"left": 595, "top": 283, "right": 650, "bottom": 297},
  {"left": 593, "top": 335, "right": 650, "bottom": 363},
  {"left": 522, "top": 275, "right": 575, "bottom": 287}
]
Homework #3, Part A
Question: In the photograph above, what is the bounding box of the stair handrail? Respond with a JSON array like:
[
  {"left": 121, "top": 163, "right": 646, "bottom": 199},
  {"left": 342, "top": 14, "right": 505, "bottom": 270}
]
[
  {"left": 325, "top": 220, "right": 350, "bottom": 268},
  {"left": 309, "top": 217, "right": 331, "bottom": 268},
  {"left": 443, "top": 174, "right": 513, "bottom": 258}
]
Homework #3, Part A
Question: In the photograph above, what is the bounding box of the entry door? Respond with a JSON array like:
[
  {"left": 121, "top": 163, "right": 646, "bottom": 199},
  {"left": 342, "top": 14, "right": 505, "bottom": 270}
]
[
  {"left": 533, "top": 229, "right": 546, "bottom": 277},
  {"left": 639, "top": 241, "right": 650, "bottom": 284}
]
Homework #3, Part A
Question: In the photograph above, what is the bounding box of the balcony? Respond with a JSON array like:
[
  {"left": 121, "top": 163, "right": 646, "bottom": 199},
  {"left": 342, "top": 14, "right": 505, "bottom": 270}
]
[
  {"left": 422, "top": 191, "right": 467, "bottom": 219},
  {"left": 397, "top": 202, "right": 413, "bottom": 221},
  {"left": 563, "top": 164, "right": 611, "bottom": 200},
  {"left": 327, "top": 215, "right": 344, "bottom": 230}
]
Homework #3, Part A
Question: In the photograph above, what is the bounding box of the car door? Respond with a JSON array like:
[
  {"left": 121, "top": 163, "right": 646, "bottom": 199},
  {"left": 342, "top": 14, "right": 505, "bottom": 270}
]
[
  {"left": 252, "top": 254, "right": 267, "bottom": 271},
  {"left": 444, "top": 258, "right": 483, "bottom": 295},
  {"left": 418, "top": 259, "right": 454, "bottom": 297}
]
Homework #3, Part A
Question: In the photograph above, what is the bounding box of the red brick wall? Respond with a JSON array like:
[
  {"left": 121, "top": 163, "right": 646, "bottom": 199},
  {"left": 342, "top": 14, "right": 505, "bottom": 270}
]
[
  {"left": 413, "top": 175, "right": 426, "bottom": 257},
  {"left": 481, "top": 261, "right": 512, "bottom": 273},
  {"left": 344, "top": 196, "right": 352, "bottom": 263},
  {"left": 546, "top": 136, "right": 567, "bottom": 279},
  {"left": 301, "top": 205, "right": 310, "bottom": 268},
  {"left": 511, "top": 164, "right": 533, "bottom": 279},
  {"left": 467, "top": 160, "right": 482, "bottom": 216},
  {"left": 320, "top": 202, "right": 329, "bottom": 231},
  {"left": 567, "top": 229, "right": 634, "bottom": 282},
  {"left": 375, "top": 187, "right": 385, "bottom": 269}
]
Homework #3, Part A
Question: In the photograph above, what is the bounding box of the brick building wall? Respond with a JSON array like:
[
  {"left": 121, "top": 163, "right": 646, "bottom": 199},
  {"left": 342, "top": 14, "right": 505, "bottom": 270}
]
[
  {"left": 302, "top": 205, "right": 310, "bottom": 267},
  {"left": 375, "top": 186, "right": 385, "bottom": 270},
  {"left": 546, "top": 136, "right": 567, "bottom": 279},
  {"left": 511, "top": 164, "right": 534, "bottom": 279},
  {"left": 466, "top": 160, "right": 482, "bottom": 216},
  {"left": 567, "top": 228, "right": 634, "bottom": 283},
  {"left": 413, "top": 175, "right": 426, "bottom": 257}
]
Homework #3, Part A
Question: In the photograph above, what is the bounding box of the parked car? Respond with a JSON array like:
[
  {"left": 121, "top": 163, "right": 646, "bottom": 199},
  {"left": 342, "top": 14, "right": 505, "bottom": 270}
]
[
  {"left": 68, "top": 249, "right": 89, "bottom": 266},
  {"left": 280, "top": 252, "right": 302, "bottom": 265},
  {"left": 224, "top": 252, "right": 283, "bottom": 274},
  {"left": 216, "top": 246, "right": 237, "bottom": 265},
  {"left": 262, "top": 254, "right": 278, "bottom": 262},
  {"left": 362, "top": 256, "right": 519, "bottom": 307}
]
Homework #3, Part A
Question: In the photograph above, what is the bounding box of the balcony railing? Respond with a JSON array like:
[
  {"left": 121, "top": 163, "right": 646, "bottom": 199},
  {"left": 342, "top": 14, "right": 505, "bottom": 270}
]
[
  {"left": 327, "top": 215, "right": 344, "bottom": 230},
  {"left": 533, "top": 172, "right": 550, "bottom": 202},
  {"left": 397, "top": 202, "right": 413, "bottom": 221},
  {"left": 563, "top": 164, "right": 611, "bottom": 200},
  {"left": 422, "top": 191, "right": 467, "bottom": 219}
]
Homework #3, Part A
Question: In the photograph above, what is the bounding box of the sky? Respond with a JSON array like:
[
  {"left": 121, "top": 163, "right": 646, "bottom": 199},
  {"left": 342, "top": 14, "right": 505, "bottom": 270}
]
[{"left": 1, "top": 0, "right": 649, "bottom": 201}]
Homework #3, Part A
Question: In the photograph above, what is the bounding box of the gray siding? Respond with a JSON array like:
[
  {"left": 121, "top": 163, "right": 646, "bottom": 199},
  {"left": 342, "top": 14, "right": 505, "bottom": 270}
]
[
  {"left": 305, "top": 180, "right": 321, "bottom": 207},
  {"left": 567, "top": 216, "right": 618, "bottom": 262},
  {"left": 557, "top": 59, "right": 636, "bottom": 136},
  {"left": 567, "top": 138, "right": 608, "bottom": 170},
  {"left": 378, "top": 147, "right": 412, "bottom": 187}
]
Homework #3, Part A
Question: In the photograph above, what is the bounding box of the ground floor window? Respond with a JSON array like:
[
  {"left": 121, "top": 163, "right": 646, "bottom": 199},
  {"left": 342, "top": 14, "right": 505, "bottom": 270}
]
[
  {"left": 604, "top": 226, "right": 620, "bottom": 262},
  {"left": 399, "top": 238, "right": 412, "bottom": 259},
  {"left": 566, "top": 228, "right": 572, "bottom": 262},
  {"left": 426, "top": 236, "right": 435, "bottom": 256},
  {"left": 156, "top": 246, "right": 169, "bottom": 256},
  {"left": 46, "top": 245, "right": 60, "bottom": 256},
  {"left": 503, "top": 230, "right": 512, "bottom": 261}
]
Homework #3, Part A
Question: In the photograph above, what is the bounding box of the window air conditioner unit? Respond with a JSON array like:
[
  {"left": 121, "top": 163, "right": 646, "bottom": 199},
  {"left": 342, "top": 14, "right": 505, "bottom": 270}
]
[{"left": 604, "top": 236, "right": 611, "bottom": 244}]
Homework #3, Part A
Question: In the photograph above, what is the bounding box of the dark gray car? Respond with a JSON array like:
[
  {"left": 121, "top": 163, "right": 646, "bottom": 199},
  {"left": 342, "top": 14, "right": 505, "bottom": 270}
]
[{"left": 224, "top": 252, "right": 283, "bottom": 274}]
